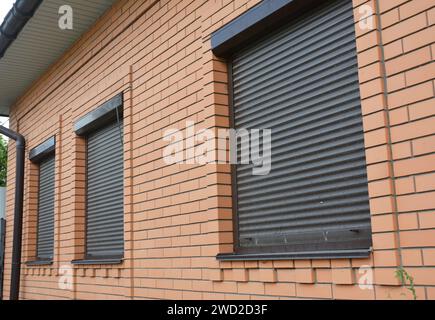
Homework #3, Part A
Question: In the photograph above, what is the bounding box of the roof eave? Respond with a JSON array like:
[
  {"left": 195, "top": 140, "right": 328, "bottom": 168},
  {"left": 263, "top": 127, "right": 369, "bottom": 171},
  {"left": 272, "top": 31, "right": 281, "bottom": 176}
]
[{"left": 0, "top": 0, "right": 43, "bottom": 59}]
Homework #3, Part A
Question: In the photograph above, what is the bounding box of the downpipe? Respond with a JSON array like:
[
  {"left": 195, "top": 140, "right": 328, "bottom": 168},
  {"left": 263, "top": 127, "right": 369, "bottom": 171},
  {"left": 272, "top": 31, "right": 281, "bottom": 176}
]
[{"left": 0, "top": 125, "right": 25, "bottom": 300}]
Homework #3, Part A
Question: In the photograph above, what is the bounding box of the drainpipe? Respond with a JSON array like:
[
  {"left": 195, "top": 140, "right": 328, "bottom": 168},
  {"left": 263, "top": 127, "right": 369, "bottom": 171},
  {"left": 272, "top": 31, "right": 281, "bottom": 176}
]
[
  {"left": 0, "top": 0, "right": 43, "bottom": 300},
  {"left": 0, "top": 126, "right": 25, "bottom": 300}
]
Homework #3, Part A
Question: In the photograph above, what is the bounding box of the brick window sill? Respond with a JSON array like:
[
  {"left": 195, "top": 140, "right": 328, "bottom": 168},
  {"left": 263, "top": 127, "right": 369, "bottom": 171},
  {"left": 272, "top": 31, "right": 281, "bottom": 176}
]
[
  {"left": 216, "top": 248, "right": 372, "bottom": 261},
  {"left": 71, "top": 258, "right": 123, "bottom": 265},
  {"left": 25, "top": 259, "right": 53, "bottom": 266}
]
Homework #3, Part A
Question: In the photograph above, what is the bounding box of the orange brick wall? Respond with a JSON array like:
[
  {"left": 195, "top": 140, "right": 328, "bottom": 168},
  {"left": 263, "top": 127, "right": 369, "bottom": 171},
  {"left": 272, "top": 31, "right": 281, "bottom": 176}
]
[{"left": 1, "top": 0, "right": 434, "bottom": 300}]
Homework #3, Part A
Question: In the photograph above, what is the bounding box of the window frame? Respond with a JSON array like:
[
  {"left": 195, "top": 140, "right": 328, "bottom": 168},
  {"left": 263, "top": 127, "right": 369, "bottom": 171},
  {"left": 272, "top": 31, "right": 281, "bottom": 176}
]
[
  {"left": 26, "top": 136, "right": 56, "bottom": 265},
  {"left": 216, "top": 1, "right": 373, "bottom": 261},
  {"left": 84, "top": 119, "right": 124, "bottom": 261},
  {"left": 72, "top": 93, "right": 125, "bottom": 265},
  {"left": 35, "top": 155, "right": 55, "bottom": 261},
  {"left": 222, "top": 58, "right": 372, "bottom": 261}
]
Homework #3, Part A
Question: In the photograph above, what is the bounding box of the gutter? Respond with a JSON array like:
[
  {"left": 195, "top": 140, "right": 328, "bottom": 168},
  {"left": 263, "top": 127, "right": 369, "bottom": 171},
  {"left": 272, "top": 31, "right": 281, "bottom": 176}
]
[
  {"left": 0, "top": 0, "right": 43, "bottom": 59},
  {"left": 0, "top": 126, "right": 25, "bottom": 300}
]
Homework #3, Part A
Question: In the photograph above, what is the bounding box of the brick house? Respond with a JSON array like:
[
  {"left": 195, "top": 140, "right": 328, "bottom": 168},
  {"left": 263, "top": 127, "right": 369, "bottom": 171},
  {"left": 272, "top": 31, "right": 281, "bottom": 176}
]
[{"left": 0, "top": 0, "right": 434, "bottom": 300}]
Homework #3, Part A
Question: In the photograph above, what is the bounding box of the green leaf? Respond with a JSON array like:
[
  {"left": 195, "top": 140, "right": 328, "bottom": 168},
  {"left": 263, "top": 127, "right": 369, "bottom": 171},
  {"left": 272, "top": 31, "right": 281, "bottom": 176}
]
[{"left": 0, "top": 135, "right": 7, "bottom": 187}]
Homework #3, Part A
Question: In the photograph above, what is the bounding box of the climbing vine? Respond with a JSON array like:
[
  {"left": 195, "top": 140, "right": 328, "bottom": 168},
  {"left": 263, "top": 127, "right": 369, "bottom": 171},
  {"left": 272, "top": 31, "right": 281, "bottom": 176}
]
[{"left": 395, "top": 267, "right": 417, "bottom": 300}]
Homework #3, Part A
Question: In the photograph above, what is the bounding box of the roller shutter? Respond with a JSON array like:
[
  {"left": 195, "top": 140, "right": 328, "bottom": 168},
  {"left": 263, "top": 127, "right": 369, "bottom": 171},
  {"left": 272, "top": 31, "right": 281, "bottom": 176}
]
[
  {"left": 0, "top": 218, "right": 6, "bottom": 299},
  {"left": 232, "top": 0, "right": 372, "bottom": 254},
  {"left": 37, "top": 155, "right": 55, "bottom": 260},
  {"left": 86, "top": 121, "right": 124, "bottom": 258}
]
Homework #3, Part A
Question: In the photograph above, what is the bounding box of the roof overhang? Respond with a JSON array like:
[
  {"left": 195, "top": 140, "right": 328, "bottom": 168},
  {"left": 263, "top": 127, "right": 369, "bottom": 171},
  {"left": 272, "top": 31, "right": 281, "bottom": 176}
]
[{"left": 0, "top": 0, "right": 117, "bottom": 116}]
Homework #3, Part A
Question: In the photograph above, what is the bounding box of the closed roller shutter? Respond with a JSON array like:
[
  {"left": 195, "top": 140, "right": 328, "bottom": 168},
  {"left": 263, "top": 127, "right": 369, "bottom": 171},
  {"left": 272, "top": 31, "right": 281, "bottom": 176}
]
[
  {"left": 0, "top": 218, "right": 6, "bottom": 299},
  {"left": 232, "top": 0, "right": 372, "bottom": 254},
  {"left": 86, "top": 121, "right": 124, "bottom": 258},
  {"left": 37, "top": 155, "right": 55, "bottom": 260}
]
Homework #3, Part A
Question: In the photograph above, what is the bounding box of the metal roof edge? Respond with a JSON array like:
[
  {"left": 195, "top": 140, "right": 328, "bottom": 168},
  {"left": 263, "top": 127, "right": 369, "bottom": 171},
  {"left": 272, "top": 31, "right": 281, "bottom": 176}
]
[{"left": 0, "top": 0, "right": 43, "bottom": 59}]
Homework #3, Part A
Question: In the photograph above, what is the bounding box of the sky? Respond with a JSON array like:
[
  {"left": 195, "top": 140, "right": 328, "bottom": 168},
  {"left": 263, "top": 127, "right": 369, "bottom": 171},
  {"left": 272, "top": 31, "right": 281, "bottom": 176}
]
[
  {"left": 0, "top": 0, "right": 14, "bottom": 23},
  {"left": 0, "top": 0, "right": 14, "bottom": 134}
]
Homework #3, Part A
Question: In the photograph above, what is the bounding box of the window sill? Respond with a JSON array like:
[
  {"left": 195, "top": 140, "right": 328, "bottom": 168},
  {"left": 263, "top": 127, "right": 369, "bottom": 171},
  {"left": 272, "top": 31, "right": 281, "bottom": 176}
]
[
  {"left": 216, "top": 248, "right": 372, "bottom": 261},
  {"left": 71, "top": 258, "right": 123, "bottom": 265},
  {"left": 26, "top": 260, "right": 53, "bottom": 266}
]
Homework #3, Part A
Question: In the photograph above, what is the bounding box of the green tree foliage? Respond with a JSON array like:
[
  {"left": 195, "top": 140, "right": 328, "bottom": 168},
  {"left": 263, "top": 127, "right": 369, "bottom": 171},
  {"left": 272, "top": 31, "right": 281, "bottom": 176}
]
[{"left": 0, "top": 135, "right": 7, "bottom": 187}]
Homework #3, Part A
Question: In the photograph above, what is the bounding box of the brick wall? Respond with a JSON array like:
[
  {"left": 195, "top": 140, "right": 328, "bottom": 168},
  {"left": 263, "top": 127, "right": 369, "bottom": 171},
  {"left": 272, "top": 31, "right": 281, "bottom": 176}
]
[{"left": 1, "top": 0, "right": 434, "bottom": 300}]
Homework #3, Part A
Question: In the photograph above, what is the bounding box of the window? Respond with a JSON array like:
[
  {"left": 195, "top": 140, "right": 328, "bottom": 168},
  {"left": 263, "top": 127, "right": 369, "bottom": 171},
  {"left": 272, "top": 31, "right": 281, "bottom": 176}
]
[
  {"left": 86, "top": 120, "right": 124, "bottom": 259},
  {"left": 0, "top": 217, "right": 5, "bottom": 298},
  {"left": 221, "top": 0, "right": 372, "bottom": 258},
  {"left": 73, "top": 93, "right": 124, "bottom": 261},
  {"left": 29, "top": 136, "right": 56, "bottom": 262},
  {"left": 36, "top": 156, "right": 55, "bottom": 260}
]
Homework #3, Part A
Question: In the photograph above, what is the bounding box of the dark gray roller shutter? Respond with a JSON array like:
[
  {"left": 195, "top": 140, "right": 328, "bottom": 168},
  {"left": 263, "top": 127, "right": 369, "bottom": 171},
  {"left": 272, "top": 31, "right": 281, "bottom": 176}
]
[
  {"left": 86, "top": 121, "right": 124, "bottom": 258},
  {"left": 232, "top": 0, "right": 372, "bottom": 254},
  {"left": 0, "top": 218, "right": 6, "bottom": 300},
  {"left": 37, "top": 155, "right": 55, "bottom": 260}
]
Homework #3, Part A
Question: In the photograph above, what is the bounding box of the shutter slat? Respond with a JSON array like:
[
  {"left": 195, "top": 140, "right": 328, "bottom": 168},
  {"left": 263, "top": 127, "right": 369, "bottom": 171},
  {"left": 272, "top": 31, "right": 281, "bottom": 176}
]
[
  {"left": 233, "top": 24, "right": 356, "bottom": 93},
  {"left": 233, "top": 0, "right": 371, "bottom": 252},
  {"left": 234, "top": 47, "right": 357, "bottom": 105},
  {"left": 37, "top": 156, "right": 55, "bottom": 259},
  {"left": 238, "top": 147, "right": 366, "bottom": 180},
  {"left": 86, "top": 209, "right": 124, "bottom": 221},
  {"left": 235, "top": 73, "right": 360, "bottom": 126},
  {"left": 238, "top": 198, "right": 370, "bottom": 225},
  {"left": 86, "top": 121, "right": 124, "bottom": 258},
  {"left": 238, "top": 169, "right": 368, "bottom": 199}
]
